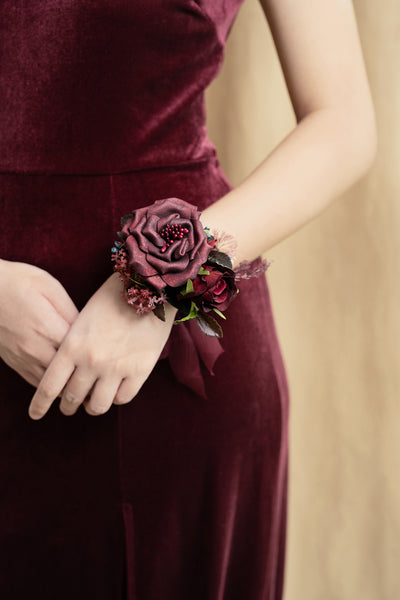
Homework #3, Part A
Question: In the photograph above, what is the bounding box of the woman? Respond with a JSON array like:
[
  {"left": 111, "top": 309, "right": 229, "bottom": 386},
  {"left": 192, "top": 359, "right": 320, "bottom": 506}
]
[{"left": 0, "top": 1, "right": 375, "bottom": 598}]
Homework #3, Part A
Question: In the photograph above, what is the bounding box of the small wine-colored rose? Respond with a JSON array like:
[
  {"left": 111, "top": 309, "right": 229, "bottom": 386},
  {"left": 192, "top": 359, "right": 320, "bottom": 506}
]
[{"left": 178, "top": 264, "right": 237, "bottom": 313}]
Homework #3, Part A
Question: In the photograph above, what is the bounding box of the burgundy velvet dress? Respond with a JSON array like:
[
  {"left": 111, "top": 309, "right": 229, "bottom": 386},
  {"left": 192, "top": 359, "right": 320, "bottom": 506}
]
[{"left": 0, "top": 1, "right": 289, "bottom": 598}]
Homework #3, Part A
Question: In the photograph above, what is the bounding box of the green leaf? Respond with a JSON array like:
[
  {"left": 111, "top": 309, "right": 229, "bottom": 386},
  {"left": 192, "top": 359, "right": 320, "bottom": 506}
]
[
  {"left": 198, "top": 266, "right": 210, "bottom": 276},
  {"left": 179, "top": 278, "right": 194, "bottom": 296},
  {"left": 196, "top": 311, "right": 223, "bottom": 338},
  {"left": 212, "top": 308, "right": 226, "bottom": 320},
  {"left": 185, "top": 278, "right": 194, "bottom": 294},
  {"left": 127, "top": 275, "right": 146, "bottom": 288},
  {"left": 174, "top": 301, "right": 199, "bottom": 323}
]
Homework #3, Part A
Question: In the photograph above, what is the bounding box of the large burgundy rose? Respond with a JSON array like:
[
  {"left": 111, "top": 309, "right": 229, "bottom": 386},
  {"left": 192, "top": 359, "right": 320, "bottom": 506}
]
[
  {"left": 179, "top": 264, "right": 238, "bottom": 312},
  {"left": 120, "top": 198, "right": 210, "bottom": 291}
]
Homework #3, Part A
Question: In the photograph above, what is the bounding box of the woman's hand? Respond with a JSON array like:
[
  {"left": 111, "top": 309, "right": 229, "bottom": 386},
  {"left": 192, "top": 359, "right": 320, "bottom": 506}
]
[
  {"left": 28, "top": 273, "right": 177, "bottom": 419},
  {"left": 0, "top": 260, "right": 79, "bottom": 387}
]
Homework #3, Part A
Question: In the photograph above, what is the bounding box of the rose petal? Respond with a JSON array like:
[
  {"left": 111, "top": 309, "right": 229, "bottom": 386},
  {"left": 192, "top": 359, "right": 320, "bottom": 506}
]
[
  {"left": 121, "top": 198, "right": 210, "bottom": 289},
  {"left": 147, "top": 252, "right": 190, "bottom": 275},
  {"left": 142, "top": 215, "right": 164, "bottom": 246},
  {"left": 214, "top": 290, "right": 229, "bottom": 304},
  {"left": 213, "top": 279, "right": 227, "bottom": 296},
  {"left": 143, "top": 272, "right": 168, "bottom": 291},
  {"left": 176, "top": 238, "right": 189, "bottom": 258}
]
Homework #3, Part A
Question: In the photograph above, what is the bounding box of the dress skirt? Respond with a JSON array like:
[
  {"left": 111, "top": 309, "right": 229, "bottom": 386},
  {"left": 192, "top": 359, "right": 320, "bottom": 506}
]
[{"left": 0, "top": 154, "right": 289, "bottom": 599}]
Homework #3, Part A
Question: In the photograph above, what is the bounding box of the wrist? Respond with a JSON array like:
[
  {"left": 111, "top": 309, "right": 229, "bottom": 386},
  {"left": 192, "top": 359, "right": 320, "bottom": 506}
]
[
  {"left": 111, "top": 197, "right": 269, "bottom": 338},
  {"left": 0, "top": 258, "right": 12, "bottom": 283}
]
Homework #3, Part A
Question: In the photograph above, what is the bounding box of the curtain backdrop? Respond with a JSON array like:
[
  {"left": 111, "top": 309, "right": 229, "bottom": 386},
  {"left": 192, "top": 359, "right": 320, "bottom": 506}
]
[{"left": 205, "top": 1, "right": 399, "bottom": 599}]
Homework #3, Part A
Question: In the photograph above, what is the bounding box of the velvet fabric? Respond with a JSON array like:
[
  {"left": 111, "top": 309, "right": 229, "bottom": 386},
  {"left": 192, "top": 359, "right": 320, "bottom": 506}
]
[
  {"left": 0, "top": 2, "right": 289, "bottom": 599},
  {"left": 0, "top": 0, "right": 243, "bottom": 174}
]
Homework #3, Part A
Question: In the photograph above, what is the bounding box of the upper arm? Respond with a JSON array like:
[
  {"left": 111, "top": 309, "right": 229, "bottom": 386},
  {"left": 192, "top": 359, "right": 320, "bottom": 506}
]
[{"left": 258, "top": 0, "right": 376, "bottom": 130}]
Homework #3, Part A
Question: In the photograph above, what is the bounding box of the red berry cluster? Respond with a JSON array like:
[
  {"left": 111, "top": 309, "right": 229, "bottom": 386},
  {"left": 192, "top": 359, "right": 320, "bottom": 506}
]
[{"left": 159, "top": 223, "right": 189, "bottom": 253}]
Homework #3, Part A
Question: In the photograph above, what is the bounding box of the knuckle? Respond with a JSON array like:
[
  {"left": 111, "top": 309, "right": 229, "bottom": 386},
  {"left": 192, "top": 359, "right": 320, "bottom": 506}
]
[
  {"left": 74, "top": 371, "right": 90, "bottom": 386},
  {"left": 84, "top": 349, "right": 101, "bottom": 369},
  {"left": 63, "top": 391, "right": 81, "bottom": 405},
  {"left": 39, "top": 386, "right": 55, "bottom": 401}
]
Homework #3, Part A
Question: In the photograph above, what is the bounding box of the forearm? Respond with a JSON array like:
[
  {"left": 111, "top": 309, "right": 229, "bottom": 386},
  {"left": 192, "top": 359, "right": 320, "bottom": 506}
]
[{"left": 201, "top": 107, "right": 376, "bottom": 264}]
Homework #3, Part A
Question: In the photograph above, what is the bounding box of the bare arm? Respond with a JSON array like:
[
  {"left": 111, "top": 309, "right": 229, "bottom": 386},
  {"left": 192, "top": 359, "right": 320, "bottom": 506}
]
[
  {"left": 201, "top": 0, "right": 377, "bottom": 263},
  {"left": 27, "top": 0, "right": 377, "bottom": 420}
]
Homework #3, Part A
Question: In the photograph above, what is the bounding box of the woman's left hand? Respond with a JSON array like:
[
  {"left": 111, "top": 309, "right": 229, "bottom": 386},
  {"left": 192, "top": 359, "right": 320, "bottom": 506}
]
[{"left": 28, "top": 274, "right": 177, "bottom": 419}]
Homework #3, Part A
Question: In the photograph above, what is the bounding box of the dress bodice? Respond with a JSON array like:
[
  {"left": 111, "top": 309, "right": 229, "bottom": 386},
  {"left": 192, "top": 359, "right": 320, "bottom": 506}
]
[{"left": 0, "top": 0, "right": 244, "bottom": 174}]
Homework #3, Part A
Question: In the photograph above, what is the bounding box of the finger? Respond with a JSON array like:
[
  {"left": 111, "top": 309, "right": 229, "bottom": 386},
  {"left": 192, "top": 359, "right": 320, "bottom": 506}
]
[
  {"left": 15, "top": 324, "right": 59, "bottom": 366},
  {"left": 36, "top": 303, "right": 71, "bottom": 347},
  {"left": 113, "top": 377, "right": 138, "bottom": 406},
  {"left": 29, "top": 362, "right": 46, "bottom": 382},
  {"left": 42, "top": 276, "right": 80, "bottom": 324},
  {"left": 34, "top": 344, "right": 57, "bottom": 369},
  {"left": 17, "top": 366, "right": 45, "bottom": 389},
  {"left": 14, "top": 357, "right": 46, "bottom": 382},
  {"left": 84, "top": 378, "right": 121, "bottom": 416},
  {"left": 59, "top": 368, "right": 96, "bottom": 416},
  {"left": 28, "top": 353, "right": 75, "bottom": 420}
]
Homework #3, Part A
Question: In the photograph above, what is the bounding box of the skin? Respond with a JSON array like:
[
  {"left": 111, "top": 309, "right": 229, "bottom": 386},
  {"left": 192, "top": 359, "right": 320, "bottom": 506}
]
[
  {"left": 0, "top": 0, "right": 377, "bottom": 419},
  {"left": 201, "top": 0, "right": 377, "bottom": 262},
  {"left": 0, "top": 261, "right": 78, "bottom": 388}
]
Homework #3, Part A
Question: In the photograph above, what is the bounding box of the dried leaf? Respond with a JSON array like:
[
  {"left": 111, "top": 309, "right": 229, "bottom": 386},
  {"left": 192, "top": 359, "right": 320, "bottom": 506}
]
[
  {"left": 196, "top": 311, "right": 223, "bottom": 338},
  {"left": 153, "top": 302, "right": 166, "bottom": 322},
  {"left": 207, "top": 250, "right": 233, "bottom": 270},
  {"left": 120, "top": 212, "right": 135, "bottom": 228}
]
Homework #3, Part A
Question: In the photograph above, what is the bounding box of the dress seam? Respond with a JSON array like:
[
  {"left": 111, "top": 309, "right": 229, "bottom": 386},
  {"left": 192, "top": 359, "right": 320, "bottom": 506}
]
[{"left": 0, "top": 150, "right": 219, "bottom": 178}]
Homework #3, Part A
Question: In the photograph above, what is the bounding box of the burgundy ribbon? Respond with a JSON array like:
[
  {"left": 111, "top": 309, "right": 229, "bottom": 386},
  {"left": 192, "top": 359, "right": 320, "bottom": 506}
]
[{"left": 159, "top": 320, "right": 224, "bottom": 398}]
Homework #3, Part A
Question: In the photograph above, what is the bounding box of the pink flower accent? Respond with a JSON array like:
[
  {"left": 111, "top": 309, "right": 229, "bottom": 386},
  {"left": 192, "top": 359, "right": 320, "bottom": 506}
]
[
  {"left": 208, "top": 227, "right": 238, "bottom": 264},
  {"left": 234, "top": 258, "right": 271, "bottom": 279},
  {"left": 112, "top": 247, "right": 128, "bottom": 269},
  {"left": 124, "top": 284, "right": 165, "bottom": 315}
]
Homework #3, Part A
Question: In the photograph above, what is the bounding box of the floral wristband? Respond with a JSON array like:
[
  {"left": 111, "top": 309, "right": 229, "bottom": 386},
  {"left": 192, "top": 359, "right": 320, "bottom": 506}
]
[{"left": 111, "top": 197, "right": 270, "bottom": 338}]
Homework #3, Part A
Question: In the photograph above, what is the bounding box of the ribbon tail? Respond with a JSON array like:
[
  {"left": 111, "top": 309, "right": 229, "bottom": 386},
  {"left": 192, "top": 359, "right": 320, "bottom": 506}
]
[
  {"left": 159, "top": 320, "right": 225, "bottom": 398},
  {"left": 187, "top": 318, "right": 224, "bottom": 376},
  {"left": 166, "top": 322, "right": 208, "bottom": 398}
]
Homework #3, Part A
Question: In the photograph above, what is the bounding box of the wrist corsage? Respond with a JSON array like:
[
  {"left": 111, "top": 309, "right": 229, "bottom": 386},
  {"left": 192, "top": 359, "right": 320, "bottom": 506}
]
[{"left": 111, "top": 197, "right": 270, "bottom": 338}]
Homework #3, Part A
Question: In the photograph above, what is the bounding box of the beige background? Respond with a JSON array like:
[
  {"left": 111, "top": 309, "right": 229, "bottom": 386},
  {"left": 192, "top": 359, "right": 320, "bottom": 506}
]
[{"left": 205, "top": 1, "right": 399, "bottom": 598}]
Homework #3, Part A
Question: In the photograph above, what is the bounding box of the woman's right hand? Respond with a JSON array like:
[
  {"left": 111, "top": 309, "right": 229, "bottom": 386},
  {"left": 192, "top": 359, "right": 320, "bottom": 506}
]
[{"left": 0, "top": 259, "right": 79, "bottom": 388}]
